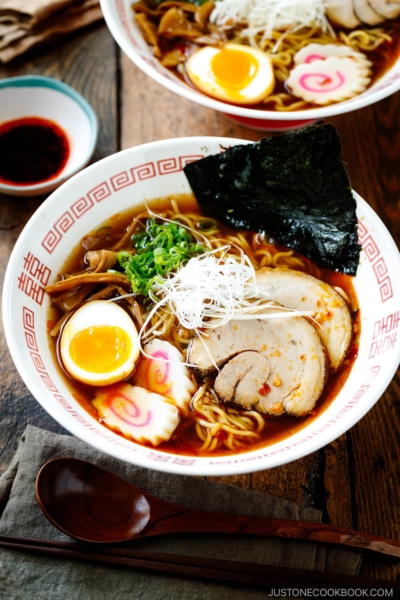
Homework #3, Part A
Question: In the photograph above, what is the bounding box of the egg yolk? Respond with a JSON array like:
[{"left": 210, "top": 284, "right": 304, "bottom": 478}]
[
  {"left": 210, "top": 48, "right": 258, "bottom": 90},
  {"left": 68, "top": 326, "right": 132, "bottom": 373}
]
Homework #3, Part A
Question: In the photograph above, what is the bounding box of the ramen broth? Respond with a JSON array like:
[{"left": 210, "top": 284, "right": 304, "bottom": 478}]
[{"left": 47, "top": 195, "right": 360, "bottom": 456}]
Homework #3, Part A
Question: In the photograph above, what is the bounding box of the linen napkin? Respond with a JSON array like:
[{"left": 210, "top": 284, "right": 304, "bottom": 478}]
[
  {"left": 0, "top": 0, "right": 102, "bottom": 62},
  {"left": 0, "top": 425, "right": 361, "bottom": 599}
]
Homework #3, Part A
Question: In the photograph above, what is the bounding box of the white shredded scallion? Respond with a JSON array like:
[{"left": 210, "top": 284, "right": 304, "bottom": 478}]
[
  {"left": 149, "top": 246, "right": 274, "bottom": 330},
  {"left": 135, "top": 246, "right": 314, "bottom": 367},
  {"left": 210, "top": 0, "right": 334, "bottom": 48}
]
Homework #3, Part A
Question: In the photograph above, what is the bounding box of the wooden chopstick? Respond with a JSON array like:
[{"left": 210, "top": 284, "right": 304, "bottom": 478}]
[{"left": 1, "top": 535, "right": 400, "bottom": 592}]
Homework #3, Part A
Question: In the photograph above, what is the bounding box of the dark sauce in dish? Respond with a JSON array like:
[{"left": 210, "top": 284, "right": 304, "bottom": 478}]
[{"left": 0, "top": 117, "right": 69, "bottom": 186}]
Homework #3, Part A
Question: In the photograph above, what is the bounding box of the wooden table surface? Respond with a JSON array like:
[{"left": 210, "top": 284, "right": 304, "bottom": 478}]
[{"left": 0, "top": 20, "right": 399, "bottom": 584}]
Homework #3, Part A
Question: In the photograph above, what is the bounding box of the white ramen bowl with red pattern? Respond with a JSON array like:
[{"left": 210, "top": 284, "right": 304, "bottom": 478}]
[
  {"left": 100, "top": 0, "right": 400, "bottom": 132},
  {"left": 3, "top": 137, "right": 400, "bottom": 475}
]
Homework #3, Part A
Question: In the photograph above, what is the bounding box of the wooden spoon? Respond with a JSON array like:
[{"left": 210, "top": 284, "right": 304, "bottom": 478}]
[{"left": 36, "top": 457, "right": 400, "bottom": 557}]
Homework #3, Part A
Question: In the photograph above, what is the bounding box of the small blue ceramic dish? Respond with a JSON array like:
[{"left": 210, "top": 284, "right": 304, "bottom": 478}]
[{"left": 0, "top": 75, "right": 98, "bottom": 197}]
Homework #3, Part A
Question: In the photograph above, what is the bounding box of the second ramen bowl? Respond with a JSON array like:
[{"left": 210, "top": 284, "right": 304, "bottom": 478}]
[
  {"left": 3, "top": 137, "right": 400, "bottom": 475},
  {"left": 100, "top": 0, "right": 400, "bottom": 132}
]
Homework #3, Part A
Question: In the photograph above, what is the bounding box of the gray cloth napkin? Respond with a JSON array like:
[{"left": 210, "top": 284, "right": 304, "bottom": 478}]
[{"left": 0, "top": 425, "right": 361, "bottom": 599}]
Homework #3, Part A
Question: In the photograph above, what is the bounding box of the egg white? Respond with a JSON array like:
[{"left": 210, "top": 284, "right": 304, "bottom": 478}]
[
  {"left": 60, "top": 300, "right": 140, "bottom": 386},
  {"left": 186, "top": 43, "right": 275, "bottom": 105}
]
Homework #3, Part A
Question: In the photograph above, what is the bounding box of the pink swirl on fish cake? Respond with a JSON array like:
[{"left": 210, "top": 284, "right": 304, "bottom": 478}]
[
  {"left": 105, "top": 390, "right": 152, "bottom": 428},
  {"left": 143, "top": 350, "right": 173, "bottom": 395},
  {"left": 299, "top": 71, "right": 345, "bottom": 93},
  {"left": 304, "top": 54, "right": 325, "bottom": 63}
]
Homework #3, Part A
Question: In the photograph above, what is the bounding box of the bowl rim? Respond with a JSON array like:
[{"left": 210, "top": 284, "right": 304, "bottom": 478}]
[
  {"left": 3, "top": 136, "right": 400, "bottom": 476},
  {"left": 100, "top": 0, "right": 400, "bottom": 122},
  {"left": 0, "top": 75, "right": 98, "bottom": 194}
]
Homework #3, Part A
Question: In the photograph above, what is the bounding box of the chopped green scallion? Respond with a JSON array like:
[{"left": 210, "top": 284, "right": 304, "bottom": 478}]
[
  {"left": 197, "top": 218, "right": 218, "bottom": 232},
  {"left": 117, "top": 218, "right": 206, "bottom": 295},
  {"left": 96, "top": 226, "right": 113, "bottom": 240}
]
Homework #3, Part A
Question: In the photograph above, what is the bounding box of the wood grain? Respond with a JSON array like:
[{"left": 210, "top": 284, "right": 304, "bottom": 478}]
[
  {"left": 348, "top": 373, "right": 400, "bottom": 581},
  {"left": 324, "top": 436, "right": 353, "bottom": 529}
]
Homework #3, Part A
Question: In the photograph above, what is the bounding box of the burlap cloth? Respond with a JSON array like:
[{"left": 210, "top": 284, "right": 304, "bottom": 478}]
[
  {"left": 0, "top": 425, "right": 361, "bottom": 599},
  {"left": 0, "top": 0, "right": 102, "bottom": 62}
]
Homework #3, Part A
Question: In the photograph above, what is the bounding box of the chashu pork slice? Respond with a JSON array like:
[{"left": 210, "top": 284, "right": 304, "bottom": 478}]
[
  {"left": 353, "top": 0, "right": 386, "bottom": 24},
  {"left": 255, "top": 268, "right": 353, "bottom": 371},
  {"left": 325, "top": 0, "right": 362, "bottom": 27},
  {"left": 367, "top": 0, "right": 400, "bottom": 19},
  {"left": 214, "top": 351, "right": 273, "bottom": 409},
  {"left": 188, "top": 313, "right": 327, "bottom": 416}
]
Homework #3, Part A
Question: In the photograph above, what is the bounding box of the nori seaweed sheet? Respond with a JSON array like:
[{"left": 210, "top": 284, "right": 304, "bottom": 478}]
[{"left": 183, "top": 124, "right": 361, "bottom": 275}]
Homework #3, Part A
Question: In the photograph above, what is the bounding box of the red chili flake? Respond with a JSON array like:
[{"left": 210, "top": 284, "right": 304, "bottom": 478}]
[{"left": 258, "top": 383, "right": 271, "bottom": 396}]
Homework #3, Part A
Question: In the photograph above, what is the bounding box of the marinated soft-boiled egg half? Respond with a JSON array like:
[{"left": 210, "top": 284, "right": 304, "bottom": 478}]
[
  {"left": 60, "top": 300, "right": 140, "bottom": 386},
  {"left": 186, "top": 43, "right": 275, "bottom": 105}
]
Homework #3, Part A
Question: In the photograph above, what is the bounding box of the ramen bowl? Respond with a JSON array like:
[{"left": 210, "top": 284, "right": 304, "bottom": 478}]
[
  {"left": 3, "top": 137, "right": 400, "bottom": 476},
  {"left": 0, "top": 76, "right": 97, "bottom": 197},
  {"left": 99, "top": 0, "right": 400, "bottom": 132}
]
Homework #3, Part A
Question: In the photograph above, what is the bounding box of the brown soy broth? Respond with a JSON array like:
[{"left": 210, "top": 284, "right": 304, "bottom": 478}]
[
  {"left": 368, "top": 21, "right": 400, "bottom": 85},
  {"left": 48, "top": 195, "right": 359, "bottom": 456},
  {"left": 52, "top": 195, "right": 200, "bottom": 274}
]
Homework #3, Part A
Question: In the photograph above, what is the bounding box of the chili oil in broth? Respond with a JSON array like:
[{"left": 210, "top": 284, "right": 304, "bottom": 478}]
[{"left": 47, "top": 195, "right": 360, "bottom": 457}]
